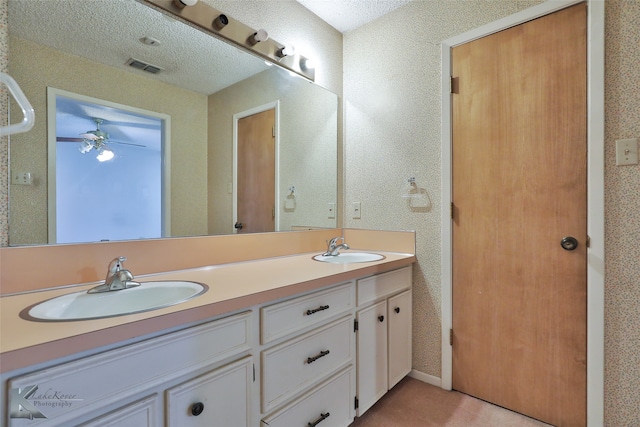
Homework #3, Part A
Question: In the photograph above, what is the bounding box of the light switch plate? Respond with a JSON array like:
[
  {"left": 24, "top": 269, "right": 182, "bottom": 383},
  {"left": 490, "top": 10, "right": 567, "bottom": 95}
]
[
  {"left": 352, "top": 202, "right": 361, "bottom": 219},
  {"left": 615, "top": 138, "right": 638, "bottom": 166}
]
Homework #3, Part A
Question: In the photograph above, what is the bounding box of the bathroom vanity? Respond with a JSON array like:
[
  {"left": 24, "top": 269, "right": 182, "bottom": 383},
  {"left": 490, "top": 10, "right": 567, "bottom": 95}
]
[{"left": 0, "top": 229, "right": 415, "bottom": 427}]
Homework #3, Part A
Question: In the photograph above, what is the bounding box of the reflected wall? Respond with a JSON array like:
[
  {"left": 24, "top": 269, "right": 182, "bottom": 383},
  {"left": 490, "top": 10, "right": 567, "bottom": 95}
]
[
  {"left": 208, "top": 67, "right": 337, "bottom": 235},
  {"left": 8, "top": 36, "right": 208, "bottom": 245}
]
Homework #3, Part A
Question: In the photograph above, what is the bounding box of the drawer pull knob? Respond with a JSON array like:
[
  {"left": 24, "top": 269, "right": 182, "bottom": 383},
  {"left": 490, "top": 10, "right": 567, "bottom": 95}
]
[
  {"left": 394, "top": 307, "right": 400, "bottom": 314},
  {"left": 308, "top": 412, "right": 331, "bottom": 426},
  {"left": 191, "top": 402, "right": 204, "bottom": 416},
  {"left": 378, "top": 315, "right": 385, "bottom": 322},
  {"left": 306, "top": 305, "right": 330, "bottom": 316},
  {"left": 307, "top": 349, "right": 330, "bottom": 364}
]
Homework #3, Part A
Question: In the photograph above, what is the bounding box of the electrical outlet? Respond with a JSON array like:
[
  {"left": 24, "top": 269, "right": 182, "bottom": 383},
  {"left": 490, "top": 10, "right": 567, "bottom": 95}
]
[
  {"left": 328, "top": 203, "right": 336, "bottom": 219},
  {"left": 12, "top": 171, "right": 32, "bottom": 186},
  {"left": 352, "top": 202, "right": 361, "bottom": 219}
]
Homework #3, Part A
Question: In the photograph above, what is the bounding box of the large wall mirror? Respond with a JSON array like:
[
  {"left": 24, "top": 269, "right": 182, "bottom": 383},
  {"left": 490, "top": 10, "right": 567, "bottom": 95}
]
[{"left": 7, "top": 0, "right": 338, "bottom": 246}]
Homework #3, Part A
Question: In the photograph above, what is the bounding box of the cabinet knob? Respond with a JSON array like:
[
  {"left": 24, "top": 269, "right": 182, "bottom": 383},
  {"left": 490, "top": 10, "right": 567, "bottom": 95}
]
[
  {"left": 378, "top": 315, "right": 385, "bottom": 322},
  {"left": 394, "top": 307, "right": 400, "bottom": 314},
  {"left": 191, "top": 402, "right": 204, "bottom": 416}
]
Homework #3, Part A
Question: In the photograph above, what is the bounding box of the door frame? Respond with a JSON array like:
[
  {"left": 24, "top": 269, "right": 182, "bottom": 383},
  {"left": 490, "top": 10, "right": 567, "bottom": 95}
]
[
  {"left": 232, "top": 101, "right": 280, "bottom": 233},
  {"left": 46, "top": 87, "right": 172, "bottom": 243},
  {"left": 439, "top": 1, "right": 605, "bottom": 425}
]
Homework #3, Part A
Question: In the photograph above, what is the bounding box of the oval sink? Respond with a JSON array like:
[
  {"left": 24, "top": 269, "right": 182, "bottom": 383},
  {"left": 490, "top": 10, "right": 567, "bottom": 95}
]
[
  {"left": 312, "top": 252, "right": 385, "bottom": 264},
  {"left": 23, "top": 281, "right": 208, "bottom": 321}
]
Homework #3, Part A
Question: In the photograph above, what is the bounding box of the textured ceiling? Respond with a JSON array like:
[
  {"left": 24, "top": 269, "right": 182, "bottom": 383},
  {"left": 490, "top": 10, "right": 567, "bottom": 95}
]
[
  {"left": 295, "top": 0, "right": 413, "bottom": 33},
  {"left": 9, "top": 0, "right": 269, "bottom": 96},
  {"left": 9, "top": 0, "right": 408, "bottom": 144},
  {"left": 9, "top": 0, "right": 270, "bottom": 147}
]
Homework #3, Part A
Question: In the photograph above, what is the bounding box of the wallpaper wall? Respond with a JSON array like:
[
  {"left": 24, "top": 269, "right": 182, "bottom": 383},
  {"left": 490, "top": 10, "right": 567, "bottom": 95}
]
[
  {"left": 603, "top": 1, "right": 640, "bottom": 424},
  {"left": 343, "top": 0, "right": 546, "bottom": 382},
  {"left": 0, "top": 0, "right": 7, "bottom": 246},
  {"left": 343, "top": 0, "right": 639, "bottom": 425}
]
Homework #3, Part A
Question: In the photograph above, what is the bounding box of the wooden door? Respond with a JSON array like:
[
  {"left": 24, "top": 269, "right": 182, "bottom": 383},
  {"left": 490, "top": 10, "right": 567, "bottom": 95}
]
[
  {"left": 237, "top": 109, "right": 275, "bottom": 233},
  {"left": 451, "top": 4, "right": 587, "bottom": 426}
]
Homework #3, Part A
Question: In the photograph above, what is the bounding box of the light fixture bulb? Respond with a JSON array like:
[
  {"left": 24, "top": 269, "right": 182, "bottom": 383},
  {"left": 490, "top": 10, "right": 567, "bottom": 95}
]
[
  {"left": 173, "top": 0, "right": 197, "bottom": 8},
  {"left": 97, "top": 148, "right": 114, "bottom": 162},
  {"left": 301, "top": 57, "right": 315, "bottom": 70},
  {"left": 277, "top": 45, "right": 295, "bottom": 58},
  {"left": 249, "top": 29, "right": 269, "bottom": 45}
]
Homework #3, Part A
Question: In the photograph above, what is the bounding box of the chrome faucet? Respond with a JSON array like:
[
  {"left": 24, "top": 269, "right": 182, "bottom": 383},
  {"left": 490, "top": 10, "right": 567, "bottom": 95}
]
[
  {"left": 87, "top": 256, "right": 140, "bottom": 293},
  {"left": 323, "top": 236, "right": 350, "bottom": 256}
]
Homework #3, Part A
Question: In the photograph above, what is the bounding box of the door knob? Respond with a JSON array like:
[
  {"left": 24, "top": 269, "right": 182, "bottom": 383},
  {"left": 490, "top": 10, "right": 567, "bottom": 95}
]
[
  {"left": 234, "top": 222, "right": 243, "bottom": 229},
  {"left": 560, "top": 236, "right": 578, "bottom": 251}
]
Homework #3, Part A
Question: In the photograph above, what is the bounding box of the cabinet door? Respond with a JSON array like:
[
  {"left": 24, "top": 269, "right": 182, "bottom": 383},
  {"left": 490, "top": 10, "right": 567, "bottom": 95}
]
[
  {"left": 166, "top": 356, "right": 252, "bottom": 427},
  {"left": 387, "top": 290, "right": 412, "bottom": 389},
  {"left": 79, "top": 394, "right": 160, "bottom": 427},
  {"left": 356, "top": 300, "right": 387, "bottom": 416}
]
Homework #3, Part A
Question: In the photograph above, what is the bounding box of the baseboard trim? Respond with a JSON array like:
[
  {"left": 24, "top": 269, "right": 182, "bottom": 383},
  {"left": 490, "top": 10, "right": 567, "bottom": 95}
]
[{"left": 408, "top": 370, "right": 441, "bottom": 387}]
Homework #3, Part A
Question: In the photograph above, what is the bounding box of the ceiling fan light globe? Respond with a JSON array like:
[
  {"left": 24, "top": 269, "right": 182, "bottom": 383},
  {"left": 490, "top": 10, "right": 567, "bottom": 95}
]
[
  {"left": 79, "top": 142, "right": 93, "bottom": 154},
  {"left": 96, "top": 148, "right": 114, "bottom": 162}
]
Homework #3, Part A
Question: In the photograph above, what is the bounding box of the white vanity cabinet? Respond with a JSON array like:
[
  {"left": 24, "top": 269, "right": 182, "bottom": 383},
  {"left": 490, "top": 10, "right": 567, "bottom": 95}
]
[
  {"left": 259, "top": 281, "right": 356, "bottom": 426},
  {"left": 355, "top": 266, "right": 412, "bottom": 416},
  {"left": 6, "top": 311, "right": 252, "bottom": 427},
  {"left": 3, "top": 264, "right": 414, "bottom": 427}
]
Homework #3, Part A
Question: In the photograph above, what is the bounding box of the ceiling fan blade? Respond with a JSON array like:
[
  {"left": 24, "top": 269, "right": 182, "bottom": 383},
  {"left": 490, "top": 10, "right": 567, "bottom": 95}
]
[
  {"left": 79, "top": 133, "right": 101, "bottom": 140},
  {"left": 109, "top": 140, "right": 147, "bottom": 148},
  {"left": 57, "top": 137, "right": 85, "bottom": 142}
]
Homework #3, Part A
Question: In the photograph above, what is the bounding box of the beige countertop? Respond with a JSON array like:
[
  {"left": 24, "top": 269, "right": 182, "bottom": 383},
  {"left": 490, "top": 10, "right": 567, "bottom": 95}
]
[{"left": 0, "top": 251, "right": 415, "bottom": 373}]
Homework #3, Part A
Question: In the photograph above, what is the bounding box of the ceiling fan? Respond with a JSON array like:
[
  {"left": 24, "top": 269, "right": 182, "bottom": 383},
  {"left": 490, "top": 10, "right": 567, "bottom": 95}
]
[{"left": 56, "top": 117, "right": 147, "bottom": 158}]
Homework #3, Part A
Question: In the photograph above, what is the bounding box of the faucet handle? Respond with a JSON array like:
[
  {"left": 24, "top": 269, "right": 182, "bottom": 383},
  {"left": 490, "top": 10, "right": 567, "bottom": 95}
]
[
  {"left": 327, "top": 236, "right": 343, "bottom": 248},
  {"left": 108, "top": 256, "right": 127, "bottom": 272}
]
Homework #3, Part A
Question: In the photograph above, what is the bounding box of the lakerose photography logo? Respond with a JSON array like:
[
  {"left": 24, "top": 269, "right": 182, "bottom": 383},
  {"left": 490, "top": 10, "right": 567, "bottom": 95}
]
[{"left": 9, "top": 385, "right": 83, "bottom": 420}]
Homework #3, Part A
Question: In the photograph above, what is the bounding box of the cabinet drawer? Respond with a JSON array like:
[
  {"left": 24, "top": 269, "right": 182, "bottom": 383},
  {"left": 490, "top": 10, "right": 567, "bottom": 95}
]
[
  {"left": 261, "top": 366, "right": 355, "bottom": 427},
  {"left": 7, "top": 311, "right": 252, "bottom": 426},
  {"left": 357, "top": 266, "right": 412, "bottom": 306},
  {"left": 166, "top": 356, "right": 252, "bottom": 427},
  {"left": 261, "top": 281, "right": 355, "bottom": 344},
  {"left": 262, "top": 315, "right": 353, "bottom": 413}
]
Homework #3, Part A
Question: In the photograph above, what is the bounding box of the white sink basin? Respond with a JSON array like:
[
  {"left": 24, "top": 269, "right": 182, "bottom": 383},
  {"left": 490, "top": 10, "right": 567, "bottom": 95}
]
[
  {"left": 24, "top": 281, "right": 208, "bottom": 321},
  {"left": 312, "top": 252, "right": 385, "bottom": 264}
]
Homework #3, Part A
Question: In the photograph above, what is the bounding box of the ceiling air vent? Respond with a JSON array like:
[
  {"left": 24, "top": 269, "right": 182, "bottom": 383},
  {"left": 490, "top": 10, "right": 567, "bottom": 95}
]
[{"left": 125, "top": 58, "right": 164, "bottom": 74}]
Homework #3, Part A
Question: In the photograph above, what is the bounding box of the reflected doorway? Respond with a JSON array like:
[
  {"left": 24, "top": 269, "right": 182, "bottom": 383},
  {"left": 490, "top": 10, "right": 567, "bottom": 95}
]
[
  {"left": 47, "top": 88, "right": 171, "bottom": 244},
  {"left": 233, "top": 102, "right": 279, "bottom": 233}
]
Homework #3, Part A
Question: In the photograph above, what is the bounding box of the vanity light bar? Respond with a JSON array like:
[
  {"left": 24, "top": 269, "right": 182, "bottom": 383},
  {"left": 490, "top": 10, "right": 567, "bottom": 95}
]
[{"left": 143, "top": 0, "right": 315, "bottom": 81}]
